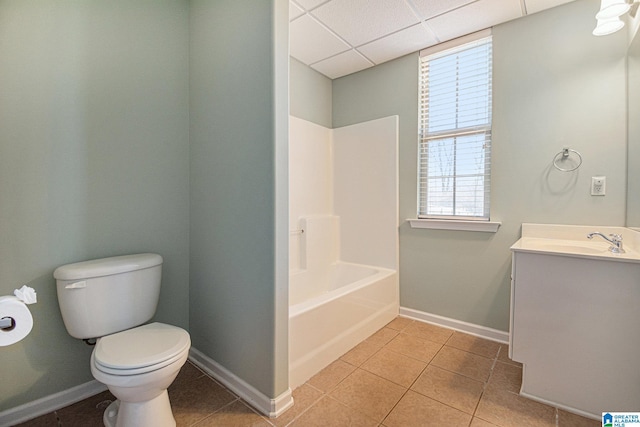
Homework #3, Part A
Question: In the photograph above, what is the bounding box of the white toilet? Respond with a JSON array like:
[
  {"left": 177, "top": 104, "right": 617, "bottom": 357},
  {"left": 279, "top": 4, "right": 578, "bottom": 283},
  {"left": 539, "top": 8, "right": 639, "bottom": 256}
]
[{"left": 54, "top": 253, "right": 190, "bottom": 427}]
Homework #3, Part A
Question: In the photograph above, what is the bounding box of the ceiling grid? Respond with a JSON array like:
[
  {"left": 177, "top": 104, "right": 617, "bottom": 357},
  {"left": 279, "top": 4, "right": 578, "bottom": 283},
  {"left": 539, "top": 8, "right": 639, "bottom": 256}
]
[{"left": 290, "top": 0, "right": 577, "bottom": 79}]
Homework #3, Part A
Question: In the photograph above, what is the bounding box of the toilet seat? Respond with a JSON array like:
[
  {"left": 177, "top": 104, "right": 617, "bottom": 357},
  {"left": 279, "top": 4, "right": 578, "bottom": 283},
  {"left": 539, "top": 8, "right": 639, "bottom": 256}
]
[{"left": 93, "top": 322, "right": 190, "bottom": 376}]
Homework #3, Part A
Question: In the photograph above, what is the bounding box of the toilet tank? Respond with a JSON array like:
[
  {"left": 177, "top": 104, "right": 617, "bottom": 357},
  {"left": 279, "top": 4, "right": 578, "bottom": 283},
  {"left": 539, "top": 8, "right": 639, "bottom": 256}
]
[{"left": 54, "top": 253, "right": 163, "bottom": 339}]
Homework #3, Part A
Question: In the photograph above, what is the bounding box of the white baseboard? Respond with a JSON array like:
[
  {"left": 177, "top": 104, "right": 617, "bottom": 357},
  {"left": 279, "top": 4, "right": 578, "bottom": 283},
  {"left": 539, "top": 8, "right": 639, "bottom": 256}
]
[
  {"left": 518, "top": 390, "right": 599, "bottom": 421},
  {"left": 188, "top": 347, "right": 293, "bottom": 418},
  {"left": 0, "top": 380, "right": 107, "bottom": 427},
  {"left": 399, "top": 306, "right": 509, "bottom": 344}
]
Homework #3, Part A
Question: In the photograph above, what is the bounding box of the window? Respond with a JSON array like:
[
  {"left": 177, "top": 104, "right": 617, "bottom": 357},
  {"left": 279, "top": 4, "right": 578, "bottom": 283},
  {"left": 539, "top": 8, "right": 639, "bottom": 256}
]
[{"left": 418, "top": 33, "right": 492, "bottom": 220}]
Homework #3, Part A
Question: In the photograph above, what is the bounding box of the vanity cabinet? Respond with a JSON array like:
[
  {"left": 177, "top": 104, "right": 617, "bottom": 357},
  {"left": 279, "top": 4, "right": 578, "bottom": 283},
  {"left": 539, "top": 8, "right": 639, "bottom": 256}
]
[{"left": 510, "top": 225, "right": 640, "bottom": 419}]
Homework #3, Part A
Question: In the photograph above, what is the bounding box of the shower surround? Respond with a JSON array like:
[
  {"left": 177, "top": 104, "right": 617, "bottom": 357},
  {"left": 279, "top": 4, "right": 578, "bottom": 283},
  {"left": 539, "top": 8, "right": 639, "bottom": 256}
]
[{"left": 288, "top": 116, "right": 399, "bottom": 389}]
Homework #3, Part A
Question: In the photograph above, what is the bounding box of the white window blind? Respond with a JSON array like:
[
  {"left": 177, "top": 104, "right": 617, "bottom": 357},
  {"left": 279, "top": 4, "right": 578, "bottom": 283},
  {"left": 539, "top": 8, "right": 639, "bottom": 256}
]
[{"left": 418, "top": 34, "right": 492, "bottom": 220}]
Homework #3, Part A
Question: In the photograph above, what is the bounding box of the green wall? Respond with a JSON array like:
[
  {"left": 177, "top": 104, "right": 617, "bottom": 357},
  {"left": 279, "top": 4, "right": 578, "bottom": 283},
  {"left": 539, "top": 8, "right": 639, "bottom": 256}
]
[
  {"left": 332, "top": 0, "right": 627, "bottom": 331},
  {"left": 290, "top": 58, "right": 332, "bottom": 128},
  {"left": 0, "top": 0, "right": 190, "bottom": 411},
  {"left": 1, "top": 0, "right": 289, "bottom": 414},
  {"left": 189, "top": 0, "right": 289, "bottom": 398}
]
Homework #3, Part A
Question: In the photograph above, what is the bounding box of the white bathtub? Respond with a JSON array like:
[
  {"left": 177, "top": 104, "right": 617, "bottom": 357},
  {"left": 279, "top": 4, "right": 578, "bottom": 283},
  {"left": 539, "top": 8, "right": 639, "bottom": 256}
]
[{"left": 289, "top": 261, "right": 399, "bottom": 389}]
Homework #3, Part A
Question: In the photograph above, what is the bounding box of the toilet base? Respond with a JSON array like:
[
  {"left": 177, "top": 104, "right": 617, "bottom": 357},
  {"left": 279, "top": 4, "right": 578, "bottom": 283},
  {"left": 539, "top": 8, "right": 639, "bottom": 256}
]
[
  {"left": 102, "top": 392, "right": 176, "bottom": 427},
  {"left": 103, "top": 400, "right": 119, "bottom": 427}
]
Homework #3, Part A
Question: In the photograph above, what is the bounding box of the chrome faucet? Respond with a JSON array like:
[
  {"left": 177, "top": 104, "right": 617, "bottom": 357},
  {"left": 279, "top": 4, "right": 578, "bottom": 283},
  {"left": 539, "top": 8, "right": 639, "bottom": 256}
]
[{"left": 587, "top": 232, "right": 625, "bottom": 253}]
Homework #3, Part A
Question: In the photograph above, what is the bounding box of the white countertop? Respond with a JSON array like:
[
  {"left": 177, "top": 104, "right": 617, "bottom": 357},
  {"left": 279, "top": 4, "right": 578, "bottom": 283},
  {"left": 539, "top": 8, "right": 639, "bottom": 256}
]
[{"left": 510, "top": 223, "right": 640, "bottom": 263}]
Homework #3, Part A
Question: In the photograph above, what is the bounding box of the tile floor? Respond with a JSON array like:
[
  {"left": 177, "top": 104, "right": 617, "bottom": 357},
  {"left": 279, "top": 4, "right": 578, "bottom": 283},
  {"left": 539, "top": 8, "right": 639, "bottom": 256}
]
[{"left": 15, "top": 317, "right": 601, "bottom": 427}]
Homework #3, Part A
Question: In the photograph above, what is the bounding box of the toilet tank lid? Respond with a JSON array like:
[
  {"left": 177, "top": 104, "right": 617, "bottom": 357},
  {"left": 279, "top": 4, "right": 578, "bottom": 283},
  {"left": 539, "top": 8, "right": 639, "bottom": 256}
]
[{"left": 54, "top": 253, "right": 163, "bottom": 281}]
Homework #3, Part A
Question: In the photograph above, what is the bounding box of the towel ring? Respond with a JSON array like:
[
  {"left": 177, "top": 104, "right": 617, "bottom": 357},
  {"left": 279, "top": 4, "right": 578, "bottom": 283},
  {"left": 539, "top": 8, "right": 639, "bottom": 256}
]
[{"left": 553, "top": 148, "right": 582, "bottom": 172}]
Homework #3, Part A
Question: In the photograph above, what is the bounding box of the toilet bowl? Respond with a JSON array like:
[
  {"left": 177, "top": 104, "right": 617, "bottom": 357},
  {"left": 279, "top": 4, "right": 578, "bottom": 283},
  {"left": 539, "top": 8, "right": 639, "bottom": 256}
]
[{"left": 90, "top": 323, "right": 191, "bottom": 427}]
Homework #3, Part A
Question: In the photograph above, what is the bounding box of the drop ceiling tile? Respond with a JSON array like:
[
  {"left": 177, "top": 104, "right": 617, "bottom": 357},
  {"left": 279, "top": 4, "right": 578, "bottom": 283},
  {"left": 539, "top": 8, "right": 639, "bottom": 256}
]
[
  {"left": 290, "top": 14, "right": 351, "bottom": 65},
  {"left": 311, "top": 49, "right": 374, "bottom": 79},
  {"left": 290, "top": 1, "right": 305, "bottom": 20},
  {"left": 408, "top": 0, "right": 477, "bottom": 20},
  {"left": 524, "top": 0, "right": 576, "bottom": 15},
  {"left": 296, "top": 0, "right": 330, "bottom": 11},
  {"left": 311, "top": 0, "right": 420, "bottom": 47},
  {"left": 426, "top": 0, "right": 523, "bottom": 43},
  {"left": 358, "top": 23, "right": 438, "bottom": 65}
]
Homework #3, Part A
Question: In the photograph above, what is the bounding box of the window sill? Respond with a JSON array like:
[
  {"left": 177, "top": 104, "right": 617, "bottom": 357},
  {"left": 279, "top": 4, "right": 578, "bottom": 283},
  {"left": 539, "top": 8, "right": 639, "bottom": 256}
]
[{"left": 408, "top": 218, "right": 501, "bottom": 233}]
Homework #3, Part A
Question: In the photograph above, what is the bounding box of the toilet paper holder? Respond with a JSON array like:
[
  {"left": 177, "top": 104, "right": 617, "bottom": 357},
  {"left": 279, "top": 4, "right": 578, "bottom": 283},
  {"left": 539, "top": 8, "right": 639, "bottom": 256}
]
[
  {"left": 1, "top": 286, "right": 36, "bottom": 330},
  {"left": 0, "top": 316, "right": 15, "bottom": 330}
]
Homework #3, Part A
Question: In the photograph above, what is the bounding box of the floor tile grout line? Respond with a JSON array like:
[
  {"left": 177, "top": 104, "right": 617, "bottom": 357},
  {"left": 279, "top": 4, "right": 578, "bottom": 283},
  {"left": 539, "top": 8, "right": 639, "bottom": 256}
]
[
  {"left": 411, "top": 370, "right": 485, "bottom": 419},
  {"left": 402, "top": 333, "right": 452, "bottom": 348},
  {"left": 445, "top": 343, "right": 503, "bottom": 360},
  {"left": 335, "top": 333, "right": 415, "bottom": 425},
  {"left": 383, "top": 331, "right": 447, "bottom": 364},
  {"left": 382, "top": 384, "right": 482, "bottom": 425},
  {"left": 326, "top": 393, "right": 383, "bottom": 425},
  {"left": 468, "top": 345, "right": 500, "bottom": 422},
  {"left": 378, "top": 337, "right": 480, "bottom": 424},
  {"left": 341, "top": 339, "right": 386, "bottom": 368},
  {"left": 379, "top": 383, "right": 413, "bottom": 426},
  {"left": 186, "top": 396, "right": 243, "bottom": 427},
  {"left": 303, "top": 381, "right": 326, "bottom": 394},
  {"left": 178, "top": 362, "right": 275, "bottom": 427},
  {"left": 186, "top": 396, "right": 242, "bottom": 427},
  {"left": 426, "top": 360, "right": 490, "bottom": 385},
  {"left": 306, "top": 376, "right": 389, "bottom": 427},
  {"left": 239, "top": 398, "right": 277, "bottom": 427},
  {"left": 410, "top": 333, "right": 500, "bottom": 421},
  {"left": 302, "top": 328, "right": 429, "bottom": 425},
  {"left": 380, "top": 330, "right": 439, "bottom": 389},
  {"left": 279, "top": 391, "right": 326, "bottom": 427},
  {"left": 358, "top": 364, "right": 428, "bottom": 391},
  {"left": 286, "top": 356, "right": 375, "bottom": 427},
  {"left": 188, "top": 360, "right": 212, "bottom": 380}
]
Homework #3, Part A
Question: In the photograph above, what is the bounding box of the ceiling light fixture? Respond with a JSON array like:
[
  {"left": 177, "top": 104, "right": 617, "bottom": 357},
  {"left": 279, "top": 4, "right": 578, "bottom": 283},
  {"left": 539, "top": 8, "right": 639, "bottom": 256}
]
[
  {"left": 593, "top": 16, "right": 626, "bottom": 35},
  {"left": 596, "top": 0, "right": 631, "bottom": 19},
  {"left": 593, "top": 0, "right": 639, "bottom": 35}
]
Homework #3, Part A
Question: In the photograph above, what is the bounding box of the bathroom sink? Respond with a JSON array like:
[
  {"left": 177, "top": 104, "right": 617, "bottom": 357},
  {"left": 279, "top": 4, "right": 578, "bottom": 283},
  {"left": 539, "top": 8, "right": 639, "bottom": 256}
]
[
  {"left": 510, "top": 224, "right": 640, "bottom": 263},
  {"left": 526, "top": 238, "right": 609, "bottom": 255}
]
